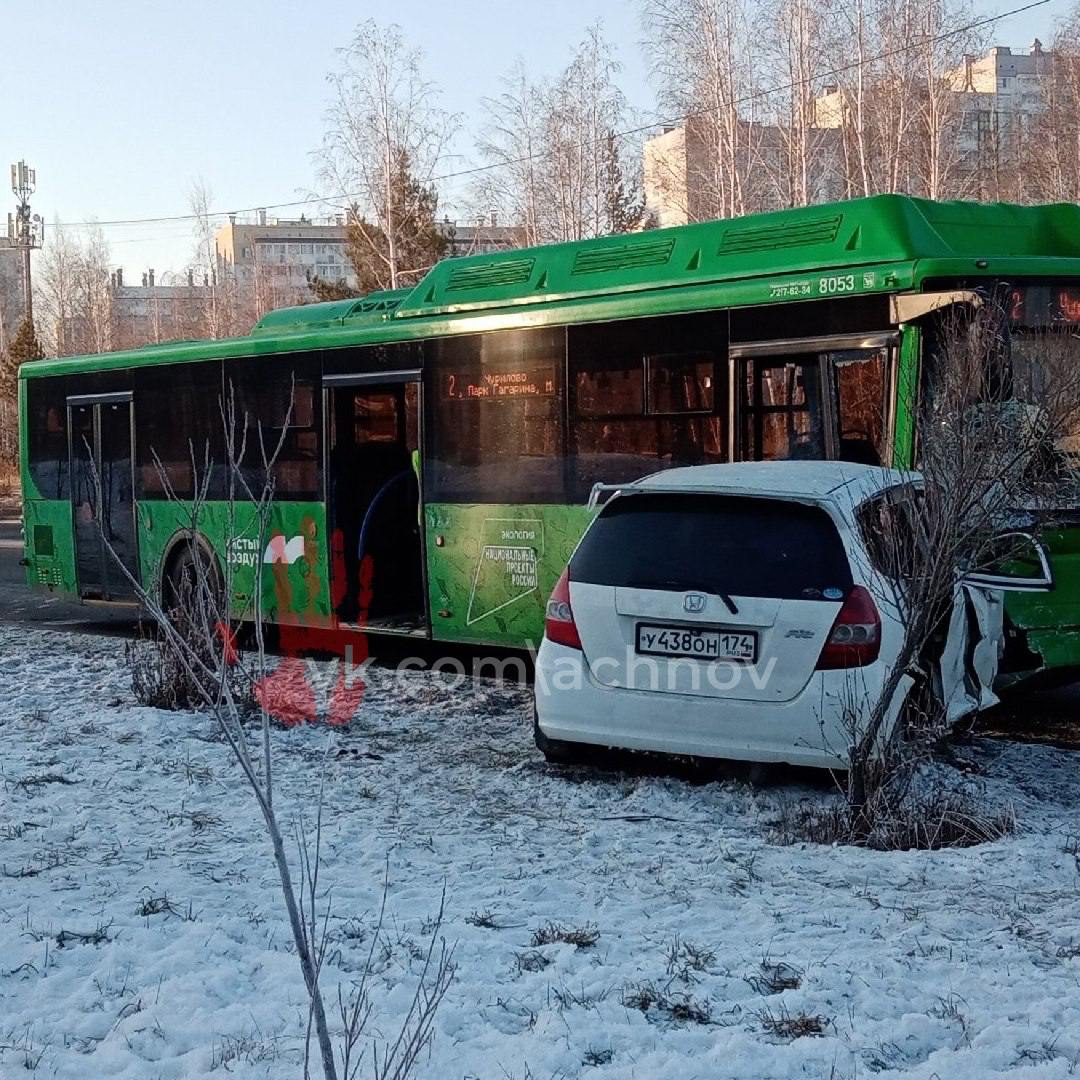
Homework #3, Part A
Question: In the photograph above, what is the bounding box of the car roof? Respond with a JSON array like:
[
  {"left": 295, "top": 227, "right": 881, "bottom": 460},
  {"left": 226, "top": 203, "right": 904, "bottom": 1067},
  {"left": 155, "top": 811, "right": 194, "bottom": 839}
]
[{"left": 621, "top": 461, "right": 915, "bottom": 506}]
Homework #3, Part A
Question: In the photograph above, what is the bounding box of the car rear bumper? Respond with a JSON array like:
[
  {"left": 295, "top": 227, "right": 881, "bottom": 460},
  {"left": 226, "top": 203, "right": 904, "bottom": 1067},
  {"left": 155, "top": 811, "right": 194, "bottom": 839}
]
[{"left": 534, "top": 641, "right": 892, "bottom": 770}]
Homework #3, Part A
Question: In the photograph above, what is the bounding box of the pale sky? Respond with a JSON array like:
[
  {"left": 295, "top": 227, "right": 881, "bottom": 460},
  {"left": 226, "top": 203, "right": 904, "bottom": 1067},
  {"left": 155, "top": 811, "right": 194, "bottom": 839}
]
[{"left": 2, "top": 0, "right": 1068, "bottom": 280}]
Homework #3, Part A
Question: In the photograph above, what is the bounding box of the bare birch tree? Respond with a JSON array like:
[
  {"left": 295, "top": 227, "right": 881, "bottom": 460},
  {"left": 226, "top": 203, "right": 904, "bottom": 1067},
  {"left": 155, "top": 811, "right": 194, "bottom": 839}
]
[
  {"left": 1028, "top": 9, "right": 1080, "bottom": 202},
  {"left": 98, "top": 386, "right": 454, "bottom": 1079},
  {"left": 319, "top": 21, "right": 458, "bottom": 290},
  {"left": 911, "top": 0, "right": 982, "bottom": 200},
  {"left": 475, "top": 26, "right": 644, "bottom": 243},
  {"left": 475, "top": 61, "right": 547, "bottom": 246},
  {"left": 819, "top": 0, "right": 981, "bottom": 200},
  {"left": 759, "top": 0, "right": 835, "bottom": 207},
  {"left": 644, "top": 0, "right": 763, "bottom": 219},
  {"left": 188, "top": 179, "right": 224, "bottom": 339},
  {"left": 34, "top": 222, "right": 114, "bottom": 357}
]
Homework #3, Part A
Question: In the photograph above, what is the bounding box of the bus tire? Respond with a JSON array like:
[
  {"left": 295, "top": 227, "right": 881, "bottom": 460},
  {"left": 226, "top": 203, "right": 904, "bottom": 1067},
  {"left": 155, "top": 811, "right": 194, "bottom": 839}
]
[
  {"left": 162, "top": 539, "right": 224, "bottom": 618},
  {"left": 533, "top": 707, "right": 590, "bottom": 766}
]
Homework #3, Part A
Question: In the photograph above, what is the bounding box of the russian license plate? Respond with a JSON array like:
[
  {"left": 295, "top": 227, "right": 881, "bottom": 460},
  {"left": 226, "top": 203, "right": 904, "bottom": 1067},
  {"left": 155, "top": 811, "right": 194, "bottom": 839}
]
[{"left": 635, "top": 624, "right": 758, "bottom": 663}]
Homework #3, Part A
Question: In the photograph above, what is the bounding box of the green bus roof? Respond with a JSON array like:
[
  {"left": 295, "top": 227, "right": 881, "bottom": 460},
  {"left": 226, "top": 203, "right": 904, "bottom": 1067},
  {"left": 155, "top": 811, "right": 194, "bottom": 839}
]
[{"left": 23, "top": 194, "right": 1080, "bottom": 380}]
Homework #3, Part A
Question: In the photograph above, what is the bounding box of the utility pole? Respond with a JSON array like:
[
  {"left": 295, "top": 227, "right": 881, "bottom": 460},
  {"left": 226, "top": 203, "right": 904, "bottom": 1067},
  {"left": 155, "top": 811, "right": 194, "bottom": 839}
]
[{"left": 8, "top": 161, "right": 44, "bottom": 325}]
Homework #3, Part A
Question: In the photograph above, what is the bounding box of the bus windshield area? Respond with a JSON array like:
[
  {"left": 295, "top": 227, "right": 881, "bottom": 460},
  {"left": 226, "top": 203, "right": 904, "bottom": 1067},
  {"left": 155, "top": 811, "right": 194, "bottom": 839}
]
[{"left": 1004, "top": 282, "right": 1080, "bottom": 472}]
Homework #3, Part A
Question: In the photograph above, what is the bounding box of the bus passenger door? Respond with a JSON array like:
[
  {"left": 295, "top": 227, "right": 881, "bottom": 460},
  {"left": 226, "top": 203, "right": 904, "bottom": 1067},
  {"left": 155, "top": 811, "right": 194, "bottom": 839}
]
[
  {"left": 731, "top": 335, "right": 895, "bottom": 465},
  {"left": 732, "top": 346, "right": 826, "bottom": 462},
  {"left": 68, "top": 393, "right": 140, "bottom": 601},
  {"left": 325, "top": 373, "right": 426, "bottom": 634},
  {"left": 826, "top": 346, "right": 893, "bottom": 467}
]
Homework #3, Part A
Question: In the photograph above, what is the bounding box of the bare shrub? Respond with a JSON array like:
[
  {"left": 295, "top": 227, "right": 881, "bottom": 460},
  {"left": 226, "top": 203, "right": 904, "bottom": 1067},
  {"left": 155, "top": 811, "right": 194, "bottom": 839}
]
[
  {"left": 771, "top": 777, "right": 1015, "bottom": 851},
  {"left": 54, "top": 923, "right": 112, "bottom": 948},
  {"left": 210, "top": 1031, "right": 282, "bottom": 1071},
  {"left": 0, "top": 399, "right": 17, "bottom": 476},
  {"left": 748, "top": 959, "right": 803, "bottom": 995},
  {"left": 14, "top": 772, "right": 74, "bottom": 791},
  {"left": 166, "top": 805, "right": 223, "bottom": 832},
  {"left": 464, "top": 909, "right": 500, "bottom": 930},
  {"left": 756, "top": 1004, "right": 829, "bottom": 1039},
  {"left": 621, "top": 981, "right": 712, "bottom": 1024},
  {"left": 514, "top": 950, "right": 551, "bottom": 974},
  {"left": 0, "top": 462, "right": 18, "bottom": 498},
  {"left": 135, "top": 893, "right": 193, "bottom": 920},
  {"left": 664, "top": 934, "right": 716, "bottom": 983},
  {"left": 531, "top": 922, "right": 600, "bottom": 949},
  {"left": 582, "top": 1046, "right": 614, "bottom": 1066},
  {"left": 126, "top": 628, "right": 217, "bottom": 712}
]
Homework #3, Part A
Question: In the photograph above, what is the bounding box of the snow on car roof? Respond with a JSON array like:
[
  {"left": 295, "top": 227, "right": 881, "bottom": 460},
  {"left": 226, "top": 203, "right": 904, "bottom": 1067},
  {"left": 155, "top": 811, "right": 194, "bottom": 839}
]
[{"left": 627, "top": 461, "right": 914, "bottom": 503}]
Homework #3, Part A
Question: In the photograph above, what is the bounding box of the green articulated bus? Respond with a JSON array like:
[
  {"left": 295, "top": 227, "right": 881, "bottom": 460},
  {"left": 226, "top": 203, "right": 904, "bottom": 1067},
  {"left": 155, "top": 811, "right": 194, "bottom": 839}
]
[{"left": 17, "top": 194, "right": 1080, "bottom": 680}]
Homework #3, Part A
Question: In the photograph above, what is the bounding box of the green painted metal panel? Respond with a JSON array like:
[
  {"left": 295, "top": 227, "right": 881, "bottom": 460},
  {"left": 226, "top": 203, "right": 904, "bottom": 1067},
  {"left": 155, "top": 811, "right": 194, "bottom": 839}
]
[
  {"left": 22, "top": 499, "right": 77, "bottom": 593},
  {"left": 1025, "top": 629, "right": 1080, "bottom": 670},
  {"left": 21, "top": 496, "right": 332, "bottom": 622},
  {"left": 424, "top": 502, "right": 594, "bottom": 647},
  {"left": 249, "top": 289, "right": 412, "bottom": 336},
  {"left": 1004, "top": 525, "right": 1080, "bottom": 669},
  {"left": 136, "top": 499, "right": 332, "bottom": 622},
  {"left": 17, "top": 376, "right": 37, "bottom": 500},
  {"left": 892, "top": 326, "right": 920, "bottom": 469},
  {"left": 398, "top": 196, "right": 1080, "bottom": 318}
]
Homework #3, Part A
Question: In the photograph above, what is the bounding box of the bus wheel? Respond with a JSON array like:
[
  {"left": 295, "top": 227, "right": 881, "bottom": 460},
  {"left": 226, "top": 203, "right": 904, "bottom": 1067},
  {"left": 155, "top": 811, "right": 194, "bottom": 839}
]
[
  {"left": 163, "top": 542, "right": 223, "bottom": 619},
  {"left": 533, "top": 706, "right": 590, "bottom": 767}
]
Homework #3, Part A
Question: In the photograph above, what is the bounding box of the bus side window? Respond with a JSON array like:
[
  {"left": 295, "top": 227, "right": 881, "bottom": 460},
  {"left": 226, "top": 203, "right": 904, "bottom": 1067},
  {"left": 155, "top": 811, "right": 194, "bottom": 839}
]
[
  {"left": 137, "top": 362, "right": 224, "bottom": 499},
  {"left": 425, "top": 327, "right": 566, "bottom": 504},
  {"left": 27, "top": 377, "right": 70, "bottom": 501},
  {"left": 228, "top": 357, "right": 320, "bottom": 500},
  {"left": 831, "top": 349, "right": 887, "bottom": 466},
  {"left": 569, "top": 312, "right": 727, "bottom": 499}
]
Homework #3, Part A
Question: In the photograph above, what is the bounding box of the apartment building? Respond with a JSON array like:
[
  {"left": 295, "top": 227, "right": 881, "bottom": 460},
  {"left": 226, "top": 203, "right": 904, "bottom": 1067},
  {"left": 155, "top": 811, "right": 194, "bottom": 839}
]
[{"left": 214, "top": 211, "right": 357, "bottom": 305}]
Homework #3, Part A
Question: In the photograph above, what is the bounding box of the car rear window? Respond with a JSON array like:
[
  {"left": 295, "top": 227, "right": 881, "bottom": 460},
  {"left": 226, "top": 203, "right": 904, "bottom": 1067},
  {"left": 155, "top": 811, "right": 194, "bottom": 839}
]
[{"left": 571, "top": 493, "right": 853, "bottom": 600}]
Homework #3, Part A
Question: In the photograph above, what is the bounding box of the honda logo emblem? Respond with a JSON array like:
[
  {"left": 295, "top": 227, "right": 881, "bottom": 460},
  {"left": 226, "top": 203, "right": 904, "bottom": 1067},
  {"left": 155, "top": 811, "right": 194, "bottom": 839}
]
[{"left": 683, "top": 592, "right": 706, "bottom": 613}]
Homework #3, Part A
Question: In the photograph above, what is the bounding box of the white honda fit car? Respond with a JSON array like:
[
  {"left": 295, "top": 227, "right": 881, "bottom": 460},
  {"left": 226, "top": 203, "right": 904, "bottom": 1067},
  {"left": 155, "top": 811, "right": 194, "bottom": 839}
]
[{"left": 534, "top": 461, "right": 1050, "bottom": 771}]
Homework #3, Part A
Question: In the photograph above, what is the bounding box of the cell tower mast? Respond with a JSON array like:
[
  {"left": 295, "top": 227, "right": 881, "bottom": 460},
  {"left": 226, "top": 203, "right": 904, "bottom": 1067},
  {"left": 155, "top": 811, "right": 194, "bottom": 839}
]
[{"left": 8, "top": 161, "right": 44, "bottom": 324}]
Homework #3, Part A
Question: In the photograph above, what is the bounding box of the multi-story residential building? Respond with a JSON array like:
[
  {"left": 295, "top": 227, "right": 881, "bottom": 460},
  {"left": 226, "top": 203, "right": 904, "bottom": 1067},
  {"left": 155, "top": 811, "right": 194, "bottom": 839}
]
[
  {"left": 212, "top": 212, "right": 524, "bottom": 306},
  {"left": 645, "top": 42, "right": 1053, "bottom": 222},
  {"left": 950, "top": 43, "right": 1052, "bottom": 197},
  {"left": 644, "top": 117, "right": 843, "bottom": 227},
  {"left": 438, "top": 216, "right": 526, "bottom": 258},
  {"left": 108, "top": 269, "right": 218, "bottom": 350},
  {"left": 813, "top": 43, "right": 1052, "bottom": 198},
  {"left": 54, "top": 268, "right": 219, "bottom": 354},
  {"left": 813, "top": 43, "right": 1050, "bottom": 138},
  {"left": 643, "top": 125, "right": 696, "bottom": 229},
  {"left": 214, "top": 212, "right": 357, "bottom": 313}
]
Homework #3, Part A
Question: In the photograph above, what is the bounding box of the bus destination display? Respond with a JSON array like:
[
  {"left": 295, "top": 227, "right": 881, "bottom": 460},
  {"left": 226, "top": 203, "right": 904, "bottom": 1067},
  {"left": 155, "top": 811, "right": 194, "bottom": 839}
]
[
  {"left": 444, "top": 364, "right": 556, "bottom": 401},
  {"left": 1008, "top": 284, "right": 1080, "bottom": 325}
]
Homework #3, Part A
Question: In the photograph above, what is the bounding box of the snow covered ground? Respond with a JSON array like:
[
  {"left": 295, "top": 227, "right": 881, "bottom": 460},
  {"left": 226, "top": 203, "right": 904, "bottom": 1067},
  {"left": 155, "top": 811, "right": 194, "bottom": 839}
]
[{"left": 2, "top": 623, "right": 1080, "bottom": 1079}]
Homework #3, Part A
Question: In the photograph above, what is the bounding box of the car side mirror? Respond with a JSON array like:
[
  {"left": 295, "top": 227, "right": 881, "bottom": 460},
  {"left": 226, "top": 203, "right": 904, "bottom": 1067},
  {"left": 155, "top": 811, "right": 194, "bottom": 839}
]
[{"left": 960, "top": 530, "right": 1054, "bottom": 593}]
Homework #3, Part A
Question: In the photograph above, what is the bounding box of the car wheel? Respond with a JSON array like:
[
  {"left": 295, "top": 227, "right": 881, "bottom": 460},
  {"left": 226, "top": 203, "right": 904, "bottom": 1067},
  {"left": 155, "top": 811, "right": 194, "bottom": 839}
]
[{"left": 533, "top": 708, "right": 590, "bottom": 766}]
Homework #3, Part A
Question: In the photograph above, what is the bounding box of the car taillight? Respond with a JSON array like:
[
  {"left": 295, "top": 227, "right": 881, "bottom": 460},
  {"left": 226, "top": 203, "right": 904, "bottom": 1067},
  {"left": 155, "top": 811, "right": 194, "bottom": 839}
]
[
  {"left": 816, "top": 585, "right": 880, "bottom": 669},
  {"left": 544, "top": 567, "right": 582, "bottom": 649}
]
